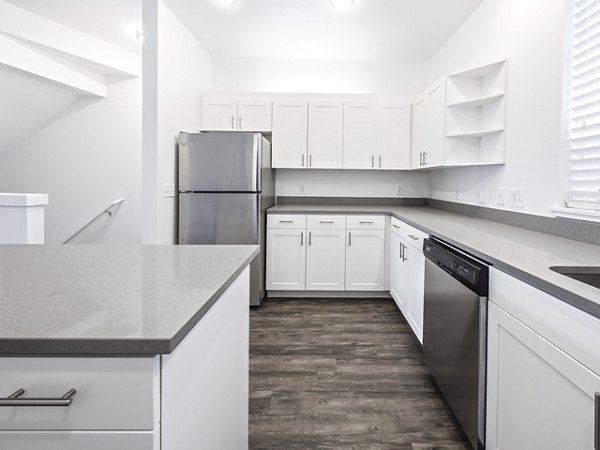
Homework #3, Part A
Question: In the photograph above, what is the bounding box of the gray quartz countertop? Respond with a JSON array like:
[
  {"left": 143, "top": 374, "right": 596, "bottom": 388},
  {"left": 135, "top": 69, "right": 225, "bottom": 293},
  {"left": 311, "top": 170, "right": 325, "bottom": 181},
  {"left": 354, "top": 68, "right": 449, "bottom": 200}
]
[
  {"left": 0, "top": 245, "right": 259, "bottom": 356},
  {"left": 268, "top": 204, "right": 600, "bottom": 319}
]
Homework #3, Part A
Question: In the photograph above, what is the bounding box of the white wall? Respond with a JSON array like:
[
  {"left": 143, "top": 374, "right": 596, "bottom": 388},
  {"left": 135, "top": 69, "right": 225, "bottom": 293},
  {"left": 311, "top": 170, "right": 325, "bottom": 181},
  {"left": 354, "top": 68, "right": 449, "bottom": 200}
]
[
  {"left": 428, "top": 0, "right": 566, "bottom": 216},
  {"left": 0, "top": 76, "right": 142, "bottom": 244},
  {"left": 276, "top": 170, "right": 429, "bottom": 199},
  {"left": 142, "top": 0, "right": 212, "bottom": 244},
  {"left": 212, "top": 58, "right": 429, "bottom": 100}
]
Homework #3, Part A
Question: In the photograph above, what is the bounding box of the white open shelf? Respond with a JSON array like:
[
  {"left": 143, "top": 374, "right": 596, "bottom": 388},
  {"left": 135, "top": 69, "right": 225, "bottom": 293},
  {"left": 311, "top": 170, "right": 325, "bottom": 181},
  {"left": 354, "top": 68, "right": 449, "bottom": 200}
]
[{"left": 444, "top": 59, "right": 507, "bottom": 166}]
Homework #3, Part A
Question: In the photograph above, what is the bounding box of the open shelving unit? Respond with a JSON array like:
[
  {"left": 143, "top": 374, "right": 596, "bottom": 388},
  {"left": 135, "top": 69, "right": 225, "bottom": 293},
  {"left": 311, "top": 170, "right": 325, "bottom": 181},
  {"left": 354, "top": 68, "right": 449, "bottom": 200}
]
[{"left": 444, "top": 59, "right": 507, "bottom": 166}]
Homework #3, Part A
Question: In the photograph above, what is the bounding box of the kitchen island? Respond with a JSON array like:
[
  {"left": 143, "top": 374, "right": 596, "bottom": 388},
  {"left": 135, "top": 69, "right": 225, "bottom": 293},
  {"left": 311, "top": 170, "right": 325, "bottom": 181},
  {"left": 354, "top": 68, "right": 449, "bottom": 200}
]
[{"left": 0, "top": 244, "right": 259, "bottom": 449}]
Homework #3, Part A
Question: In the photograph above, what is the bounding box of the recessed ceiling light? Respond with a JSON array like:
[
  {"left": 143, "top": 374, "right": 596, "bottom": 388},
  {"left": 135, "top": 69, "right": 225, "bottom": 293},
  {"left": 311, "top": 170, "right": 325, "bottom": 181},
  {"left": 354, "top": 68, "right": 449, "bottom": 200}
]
[
  {"left": 330, "top": 0, "right": 355, "bottom": 10},
  {"left": 215, "top": 0, "right": 238, "bottom": 6}
]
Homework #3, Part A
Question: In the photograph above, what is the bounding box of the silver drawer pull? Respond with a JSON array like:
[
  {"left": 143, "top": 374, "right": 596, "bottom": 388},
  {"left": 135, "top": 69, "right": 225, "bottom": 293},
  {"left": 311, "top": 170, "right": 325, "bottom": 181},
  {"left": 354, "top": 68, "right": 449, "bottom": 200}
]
[
  {"left": 279, "top": 220, "right": 294, "bottom": 223},
  {"left": 392, "top": 224, "right": 400, "bottom": 229},
  {"left": 0, "top": 388, "right": 76, "bottom": 407},
  {"left": 319, "top": 220, "right": 334, "bottom": 223},
  {"left": 408, "top": 234, "right": 419, "bottom": 240},
  {"left": 359, "top": 221, "right": 374, "bottom": 224}
]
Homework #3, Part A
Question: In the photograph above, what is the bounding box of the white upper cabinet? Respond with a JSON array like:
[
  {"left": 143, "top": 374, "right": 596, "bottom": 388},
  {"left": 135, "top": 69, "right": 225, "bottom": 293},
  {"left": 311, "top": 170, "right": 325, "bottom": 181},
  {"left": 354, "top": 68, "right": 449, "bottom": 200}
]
[
  {"left": 377, "top": 103, "right": 411, "bottom": 170},
  {"left": 271, "top": 100, "right": 308, "bottom": 169},
  {"left": 411, "top": 78, "right": 446, "bottom": 169},
  {"left": 308, "top": 102, "right": 344, "bottom": 169},
  {"left": 202, "top": 98, "right": 272, "bottom": 132},
  {"left": 237, "top": 100, "right": 272, "bottom": 131},
  {"left": 202, "top": 99, "right": 237, "bottom": 131},
  {"left": 342, "top": 102, "right": 378, "bottom": 169}
]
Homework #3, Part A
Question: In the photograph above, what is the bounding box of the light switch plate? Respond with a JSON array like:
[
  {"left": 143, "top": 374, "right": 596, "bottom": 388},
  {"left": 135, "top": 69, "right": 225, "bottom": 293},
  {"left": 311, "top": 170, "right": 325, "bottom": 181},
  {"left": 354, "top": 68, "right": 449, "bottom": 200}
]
[{"left": 510, "top": 187, "right": 525, "bottom": 208}]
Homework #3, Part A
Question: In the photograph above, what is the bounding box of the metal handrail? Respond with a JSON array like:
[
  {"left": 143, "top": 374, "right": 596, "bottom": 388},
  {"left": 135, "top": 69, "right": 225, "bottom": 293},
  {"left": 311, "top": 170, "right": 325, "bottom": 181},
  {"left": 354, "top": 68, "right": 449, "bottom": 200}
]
[{"left": 62, "top": 197, "right": 125, "bottom": 244}]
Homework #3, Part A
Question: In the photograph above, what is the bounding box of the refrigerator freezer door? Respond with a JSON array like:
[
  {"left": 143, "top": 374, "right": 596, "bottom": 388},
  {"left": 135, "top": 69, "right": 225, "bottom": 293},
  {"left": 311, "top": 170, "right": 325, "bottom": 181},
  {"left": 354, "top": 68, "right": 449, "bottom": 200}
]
[
  {"left": 179, "top": 193, "right": 259, "bottom": 245},
  {"left": 179, "top": 132, "right": 260, "bottom": 192}
]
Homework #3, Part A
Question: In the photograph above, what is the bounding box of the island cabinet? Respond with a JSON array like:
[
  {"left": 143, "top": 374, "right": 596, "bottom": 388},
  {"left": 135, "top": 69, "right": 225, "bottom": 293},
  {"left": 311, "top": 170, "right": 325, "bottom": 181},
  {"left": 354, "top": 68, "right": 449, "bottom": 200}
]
[
  {"left": 0, "top": 268, "right": 251, "bottom": 450},
  {"left": 266, "top": 214, "right": 385, "bottom": 293},
  {"left": 388, "top": 217, "right": 427, "bottom": 343},
  {"left": 487, "top": 268, "right": 600, "bottom": 450}
]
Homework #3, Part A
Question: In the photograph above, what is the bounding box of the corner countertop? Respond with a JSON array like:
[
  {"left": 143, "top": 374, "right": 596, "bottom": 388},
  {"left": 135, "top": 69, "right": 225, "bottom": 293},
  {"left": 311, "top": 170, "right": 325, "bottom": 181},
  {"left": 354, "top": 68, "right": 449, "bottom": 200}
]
[
  {"left": 268, "top": 204, "right": 600, "bottom": 319},
  {"left": 0, "top": 245, "right": 259, "bottom": 356}
]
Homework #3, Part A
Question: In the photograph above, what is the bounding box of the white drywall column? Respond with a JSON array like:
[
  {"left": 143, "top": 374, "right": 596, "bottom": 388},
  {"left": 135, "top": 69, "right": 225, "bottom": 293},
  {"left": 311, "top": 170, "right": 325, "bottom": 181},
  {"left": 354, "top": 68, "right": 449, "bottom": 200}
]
[{"left": 0, "top": 193, "right": 48, "bottom": 244}]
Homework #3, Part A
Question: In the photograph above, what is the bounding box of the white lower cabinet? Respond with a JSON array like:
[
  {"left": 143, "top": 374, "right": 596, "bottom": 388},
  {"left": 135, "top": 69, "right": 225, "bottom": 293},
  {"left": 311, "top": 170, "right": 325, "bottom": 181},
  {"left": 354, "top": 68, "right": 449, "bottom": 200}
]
[
  {"left": 266, "top": 214, "right": 385, "bottom": 292},
  {"left": 266, "top": 228, "right": 306, "bottom": 290},
  {"left": 389, "top": 217, "right": 427, "bottom": 343},
  {"left": 306, "top": 229, "right": 346, "bottom": 290},
  {"left": 487, "top": 268, "right": 600, "bottom": 450},
  {"left": 345, "top": 229, "right": 385, "bottom": 291},
  {"left": 0, "top": 268, "right": 251, "bottom": 450}
]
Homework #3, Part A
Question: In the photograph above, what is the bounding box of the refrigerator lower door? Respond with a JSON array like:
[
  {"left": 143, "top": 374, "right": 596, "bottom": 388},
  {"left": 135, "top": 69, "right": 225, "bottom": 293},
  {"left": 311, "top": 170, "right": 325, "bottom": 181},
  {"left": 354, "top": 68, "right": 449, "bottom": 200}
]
[{"left": 179, "top": 193, "right": 264, "bottom": 305}]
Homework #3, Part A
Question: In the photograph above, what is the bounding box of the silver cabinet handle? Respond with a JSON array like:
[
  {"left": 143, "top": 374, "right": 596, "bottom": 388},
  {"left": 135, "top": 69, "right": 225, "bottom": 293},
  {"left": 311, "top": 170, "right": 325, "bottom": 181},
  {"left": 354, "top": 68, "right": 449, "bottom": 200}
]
[
  {"left": 424, "top": 152, "right": 428, "bottom": 165},
  {"left": 231, "top": 116, "right": 235, "bottom": 129},
  {"left": 319, "top": 220, "right": 334, "bottom": 223},
  {"left": 399, "top": 242, "right": 402, "bottom": 259},
  {"left": 359, "top": 221, "right": 374, "bottom": 224},
  {"left": 308, "top": 231, "right": 312, "bottom": 246},
  {"left": 300, "top": 231, "right": 304, "bottom": 246},
  {"left": 403, "top": 243, "right": 407, "bottom": 261},
  {"left": 371, "top": 155, "right": 374, "bottom": 168},
  {"left": 392, "top": 224, "right": 400, "bottom": 229},
  {"left": 279, "top": 220, "right": 293, "bottom": 223},
  {"left": 238, "top": 116, "right": 242, "bottom": 129},
  {"left": 348, "top": 231, "right": 352, "bottom": 246},
  {"left": 420, "top": 152, "right": 424, "bottom": 166},
  {"left": 595, "top": 392, "right": 599, "bottom": 450},
  {"left": 378, "top": 155, "right": 382, "bottom": 168},
  {"left": 309, "top": 154, "right": 312, "bottom": 167},
  {"left": 408, "top": 234, "right": 419, "bottom": 240},
  {"left": 0, "top": 388, "right": 76, "bottom": 407},
  {"left": 301, "top": 154, "right": 305, "bottom": 167}
]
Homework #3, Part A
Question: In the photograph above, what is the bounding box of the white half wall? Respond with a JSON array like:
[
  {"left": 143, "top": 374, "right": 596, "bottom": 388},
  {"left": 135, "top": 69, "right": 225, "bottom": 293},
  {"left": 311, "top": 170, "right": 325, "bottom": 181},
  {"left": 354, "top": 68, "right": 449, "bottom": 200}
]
[
  {"left": 142, "top": 0, "right": 212, "bottom": 244},
  {"left": 0, "top": 77, "right": 142, "bottom": 244},
  {"left": 275, "top": 170, "right": 429, "bottom": 199},
  {"left": 428, "top": 0, "right": 566, "bottom": 216},
  {"left": 212, "top": 58, "right": 430, "bottom": 100}
]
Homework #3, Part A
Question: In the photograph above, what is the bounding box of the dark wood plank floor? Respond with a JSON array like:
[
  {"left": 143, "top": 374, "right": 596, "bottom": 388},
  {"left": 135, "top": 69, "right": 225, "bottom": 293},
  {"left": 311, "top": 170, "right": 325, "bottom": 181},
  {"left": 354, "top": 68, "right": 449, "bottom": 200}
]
[{"left": 249, "top": 298, "right": 471, "bottom": 450}]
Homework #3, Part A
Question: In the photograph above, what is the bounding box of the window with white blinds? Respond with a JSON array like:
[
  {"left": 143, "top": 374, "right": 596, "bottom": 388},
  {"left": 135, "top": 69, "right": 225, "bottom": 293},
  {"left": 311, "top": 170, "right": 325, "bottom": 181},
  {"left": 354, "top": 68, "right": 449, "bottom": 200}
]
[{"left": 568, "top": 0, "right": 600, "bottom": 210}]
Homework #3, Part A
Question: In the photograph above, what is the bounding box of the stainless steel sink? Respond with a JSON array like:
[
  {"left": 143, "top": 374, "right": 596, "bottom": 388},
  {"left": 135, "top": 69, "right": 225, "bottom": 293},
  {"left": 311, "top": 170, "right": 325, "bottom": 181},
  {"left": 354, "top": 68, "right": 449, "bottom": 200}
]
[{"left": 549, "top": 266, "right": 600, "bottom": 290}]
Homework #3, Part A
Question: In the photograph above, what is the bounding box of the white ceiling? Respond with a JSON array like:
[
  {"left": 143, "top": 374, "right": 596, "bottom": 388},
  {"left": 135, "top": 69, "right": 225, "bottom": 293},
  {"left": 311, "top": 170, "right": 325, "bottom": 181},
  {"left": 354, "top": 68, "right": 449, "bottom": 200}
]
[
  {"left": 164, "top": 0, "right": 483, "bottom": 61},
  {"left": 2, "top": 0, "right": 142, "bottom": 53}
]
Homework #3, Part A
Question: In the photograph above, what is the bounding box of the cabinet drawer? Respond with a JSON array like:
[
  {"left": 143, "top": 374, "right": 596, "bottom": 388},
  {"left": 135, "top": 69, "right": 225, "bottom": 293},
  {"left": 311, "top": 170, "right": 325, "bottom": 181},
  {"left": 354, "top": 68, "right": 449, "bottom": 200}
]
[
  {"left": 267, "top": 214, "right": 306, "bottom": 229},
  {"left": 0, "top": 357, "right": 159, "bottom": 431},
  {"left": 401, "top": 222, "right": 428, "bottom": 251},
  {"left": 390, "top": 217, "right": 403, "bottom": 236},
  {"left": 306, "top": 215, "right": 346, "bottom": 230},
  {"left": 346, "top": 215, "right": 385, "bottom": 230},
  {"left": 0, "top": 429, "right": 159, "bottom": 450}
]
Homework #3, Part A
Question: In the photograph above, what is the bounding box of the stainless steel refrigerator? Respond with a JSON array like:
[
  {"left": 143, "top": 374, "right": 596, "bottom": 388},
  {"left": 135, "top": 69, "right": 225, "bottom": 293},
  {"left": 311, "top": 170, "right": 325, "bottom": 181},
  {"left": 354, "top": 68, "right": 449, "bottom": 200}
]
[{"left": 178, "top": 132, "right": 275, "bottom": 306}]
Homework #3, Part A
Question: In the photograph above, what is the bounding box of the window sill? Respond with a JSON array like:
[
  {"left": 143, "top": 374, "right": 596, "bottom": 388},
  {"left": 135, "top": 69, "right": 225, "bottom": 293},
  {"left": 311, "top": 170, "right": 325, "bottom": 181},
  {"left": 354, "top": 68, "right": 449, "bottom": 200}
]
[{"left": 552, "top": 207, "right": 600, "bottom": 224}]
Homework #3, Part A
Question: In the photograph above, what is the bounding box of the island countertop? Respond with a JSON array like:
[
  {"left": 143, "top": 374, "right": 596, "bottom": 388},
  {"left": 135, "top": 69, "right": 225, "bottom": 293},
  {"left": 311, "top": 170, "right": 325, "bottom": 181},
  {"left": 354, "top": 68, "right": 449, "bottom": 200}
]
[
  {"left": 268, "top": 204, "right": 600, "bottom": 319},
  {"left": 0, "top": 245, "right": 259, "bottom": 356}
]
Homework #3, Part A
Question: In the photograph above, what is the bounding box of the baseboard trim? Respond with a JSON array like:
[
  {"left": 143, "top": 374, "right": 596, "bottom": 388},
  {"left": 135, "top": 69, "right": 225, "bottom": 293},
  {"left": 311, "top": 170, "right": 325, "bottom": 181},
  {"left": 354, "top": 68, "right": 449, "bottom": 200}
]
[{"left": 267, "top": 290, "right": 392, "bottom": 299}]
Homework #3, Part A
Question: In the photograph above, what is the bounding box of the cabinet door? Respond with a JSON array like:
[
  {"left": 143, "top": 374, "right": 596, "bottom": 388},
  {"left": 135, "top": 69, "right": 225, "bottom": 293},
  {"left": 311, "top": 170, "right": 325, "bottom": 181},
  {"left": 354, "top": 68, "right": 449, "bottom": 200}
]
[
  {"left": 0, "top": 430, "right": 159, "bottom": 450},
  {"left": 406, "top": 245, "right": 425, "bottom": 344},
  {"left": 486, "top": 302, "right": 600, "bottom": 450},
  {"left": 266, "top": 228, "right": 306, "bottom": 290},
  {"left": 271, "top": 101, "right": 308, "bottom": 169},
  {"left": 238, "top": 100, "right": 272, "bottom": 131},
  {"left": 308, "top": 102, "right": 343, "bottom": 169},
  {"left": 389, "top": 232, "right": 408, "bottom": 312},
  {"left": 342, "top": 102, "right": 377, "bottom": 169},
  {"left": 378, "top": 103, "right": 411, "bottom": 170},
  {"left": 345, "top": 229, "right": 385, "bottom": 291},
  {"left": 411, "top": 95, "right": 427, "bottom": 169},
  {"left": 424, "top": 79, "right": 446, "bottom": 168},
  {"left": 306, "top": 229, "right": 345, "bottom": 291},
  {"left": 202, "top": 98, "right": 237, "bottom": 131}
]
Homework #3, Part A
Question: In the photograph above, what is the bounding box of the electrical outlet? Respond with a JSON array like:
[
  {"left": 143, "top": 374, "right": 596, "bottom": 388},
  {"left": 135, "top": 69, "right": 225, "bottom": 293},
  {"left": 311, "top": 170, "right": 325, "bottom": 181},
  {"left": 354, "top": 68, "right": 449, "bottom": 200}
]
[
  {"left": 510, "top": 188, "right": 525, "bottom": 208},
  {"left": 495, "top": 187, "right": 506, "bottom": 206},
  {"left": 299, "top": 184, "right": 306, "bottom": 195},
  {"left": 454, "top": 186, "right": 460, "bottom": 201},
  {"left": 397, "top": 184, "right": 404, "bottom": 197},
  {"left": 162, "top": 183, "right": 175, "bottom": 198}
]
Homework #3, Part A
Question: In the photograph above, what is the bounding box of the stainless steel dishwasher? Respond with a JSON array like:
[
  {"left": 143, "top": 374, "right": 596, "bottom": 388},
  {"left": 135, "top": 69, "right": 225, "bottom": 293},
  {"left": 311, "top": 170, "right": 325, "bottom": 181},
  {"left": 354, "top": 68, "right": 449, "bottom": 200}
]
[{"left": 422, "top": 238, "right": 489, "bottom": 450}]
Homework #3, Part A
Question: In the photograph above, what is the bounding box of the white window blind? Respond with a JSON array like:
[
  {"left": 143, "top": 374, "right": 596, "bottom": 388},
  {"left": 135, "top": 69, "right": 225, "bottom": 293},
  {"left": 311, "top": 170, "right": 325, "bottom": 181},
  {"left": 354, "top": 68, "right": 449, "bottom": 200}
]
[{"left": 568, "top": 0, "right": 600, "bottom": 210}]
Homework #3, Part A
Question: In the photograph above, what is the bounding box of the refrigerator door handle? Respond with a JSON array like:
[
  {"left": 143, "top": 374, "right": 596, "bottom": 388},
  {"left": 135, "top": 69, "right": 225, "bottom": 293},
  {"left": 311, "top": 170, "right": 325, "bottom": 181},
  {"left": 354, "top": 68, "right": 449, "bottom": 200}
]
[{"left": 252, "top": 135, "right": 260, "bottom": 191}]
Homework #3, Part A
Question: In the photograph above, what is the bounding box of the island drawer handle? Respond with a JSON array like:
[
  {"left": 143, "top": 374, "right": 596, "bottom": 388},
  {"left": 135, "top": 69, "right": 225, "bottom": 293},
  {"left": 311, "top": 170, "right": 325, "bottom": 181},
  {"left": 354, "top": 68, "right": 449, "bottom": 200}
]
[
  {"left": 408, "top": 234, "right": 419, "bottom": 240},
  {"left": 0, "top": 388, "right": 76, "bottom": 407},
  {"left": 319, "top": 220, "right": 334, "bottom": 223},
  {"left": 359, "top": 221, "right": 374, "bottom": 224},
  {"left": 279, "top": 220, "right": 294, "bottom": 223}
]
